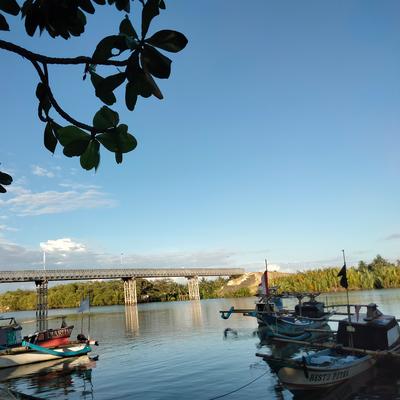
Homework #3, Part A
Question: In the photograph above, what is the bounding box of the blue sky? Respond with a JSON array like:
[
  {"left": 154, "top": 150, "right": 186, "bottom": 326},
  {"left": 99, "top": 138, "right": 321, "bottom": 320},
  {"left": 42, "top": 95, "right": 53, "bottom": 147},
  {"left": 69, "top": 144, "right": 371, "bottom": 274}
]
[{"left": 1, "top": 0, "right": 400, "bottom": 274}]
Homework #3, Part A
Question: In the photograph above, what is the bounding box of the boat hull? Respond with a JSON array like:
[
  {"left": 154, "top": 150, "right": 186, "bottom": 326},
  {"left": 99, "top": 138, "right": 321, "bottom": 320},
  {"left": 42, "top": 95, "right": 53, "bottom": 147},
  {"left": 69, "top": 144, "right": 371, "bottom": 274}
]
[
  {"left": 278, "top": 355, "right": 376, "bottom": 392},
  {"left": 0, "top": 344, "right": 91, "bottom": 369},
  {"left": 257, "top": 314, "right": 329, "bottom": 338}
]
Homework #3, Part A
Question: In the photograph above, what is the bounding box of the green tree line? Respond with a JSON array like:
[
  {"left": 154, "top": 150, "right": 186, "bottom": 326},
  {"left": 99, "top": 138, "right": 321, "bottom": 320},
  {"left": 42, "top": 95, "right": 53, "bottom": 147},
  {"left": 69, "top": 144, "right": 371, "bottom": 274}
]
[
  {"left": 1, "top": 255, "right": 399, "bottom": 311},
  {"left": 269, "top": 255, "right": 400, "bottom": 293},
  {"left": 0, "top": 277, "right": 229, "bottom": 311}
]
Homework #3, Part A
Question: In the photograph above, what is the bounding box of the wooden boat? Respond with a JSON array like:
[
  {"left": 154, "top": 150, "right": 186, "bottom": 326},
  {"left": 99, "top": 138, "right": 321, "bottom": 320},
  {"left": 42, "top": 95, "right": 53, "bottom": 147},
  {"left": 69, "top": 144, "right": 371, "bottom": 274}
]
[
  {"left": 0, "top": 316, "right": 74, "bottom": 349},
  {"left": 336, "top": 303, "right": 400, "bottom": 352},
  {"left": 276, "top": 349, "right": 376, "bottom": 393},
  {"left": 24, "top": 323, "right": 74, "bottom": 348},
  {"left": 220, "top": 291, "right": 333, "bottom": 340},
  {"left": 0, "top": 341, "right": 92, "bottom": 369}
]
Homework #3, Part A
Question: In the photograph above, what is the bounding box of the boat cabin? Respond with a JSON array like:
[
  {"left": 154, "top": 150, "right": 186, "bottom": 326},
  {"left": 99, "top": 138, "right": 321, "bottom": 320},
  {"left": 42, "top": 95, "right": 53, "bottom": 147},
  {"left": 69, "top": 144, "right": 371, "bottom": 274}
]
[
  {"left": 0, "top": 317, "right": 22, "bottom": 347},
  {"left": 295, "top": 300, "right": 325, "bottom": 318},
  {"left": 336, "top": 303, "right": 400, "bottom": 351}
]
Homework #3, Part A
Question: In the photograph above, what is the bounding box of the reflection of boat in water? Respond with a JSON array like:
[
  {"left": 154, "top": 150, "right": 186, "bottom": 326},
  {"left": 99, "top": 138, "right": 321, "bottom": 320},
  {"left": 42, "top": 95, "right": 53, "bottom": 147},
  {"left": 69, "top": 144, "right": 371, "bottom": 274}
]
[{"left": 0, "top": 355, "right": 96, "bottom": 399}]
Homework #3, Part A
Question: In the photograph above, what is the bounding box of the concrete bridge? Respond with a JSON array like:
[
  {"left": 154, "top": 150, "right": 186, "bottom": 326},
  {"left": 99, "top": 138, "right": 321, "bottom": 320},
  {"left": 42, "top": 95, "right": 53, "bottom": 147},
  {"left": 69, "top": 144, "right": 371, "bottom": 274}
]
[{"left": 0, "top": 268, "right": 244, "bottom": 330}]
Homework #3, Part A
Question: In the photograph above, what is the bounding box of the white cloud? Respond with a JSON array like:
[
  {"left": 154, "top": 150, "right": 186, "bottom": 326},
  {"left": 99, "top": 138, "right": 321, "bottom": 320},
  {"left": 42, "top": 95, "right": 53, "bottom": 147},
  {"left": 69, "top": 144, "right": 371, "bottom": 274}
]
[
  {"left": 40, "top": 238, "right": 86, "bottom": 253},
  {"left": 385, "top": 233, "right": 400, "bottom": 241},
  {"left": 0, "top": 224, "right": 18, "bottom": 233},
  {"left": 0, "top": 185, "right": 116, "bottom": 216},
  {"left": 31, "top": 165, "right": 55, "bottom": 178}
]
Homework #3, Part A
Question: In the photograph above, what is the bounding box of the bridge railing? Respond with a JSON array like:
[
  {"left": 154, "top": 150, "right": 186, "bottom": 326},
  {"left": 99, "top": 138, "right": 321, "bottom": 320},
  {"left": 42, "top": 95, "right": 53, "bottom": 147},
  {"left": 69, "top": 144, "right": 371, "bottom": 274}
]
[{"left": 0, "top": 268, "right": 245, "bottom": 283}]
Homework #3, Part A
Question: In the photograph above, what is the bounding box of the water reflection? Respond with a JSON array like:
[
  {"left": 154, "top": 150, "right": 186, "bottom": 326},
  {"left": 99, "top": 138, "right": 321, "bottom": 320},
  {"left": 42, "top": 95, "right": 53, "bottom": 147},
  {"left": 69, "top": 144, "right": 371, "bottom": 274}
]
[
  {"left": 190, "top": 300, "right": 203, "bottom": 328},
  {"left": 1, "top": 356, "right": 96, "bottom": 399},
  {"left": 124, "top": 305, "right": 139, "bottom": 336}
]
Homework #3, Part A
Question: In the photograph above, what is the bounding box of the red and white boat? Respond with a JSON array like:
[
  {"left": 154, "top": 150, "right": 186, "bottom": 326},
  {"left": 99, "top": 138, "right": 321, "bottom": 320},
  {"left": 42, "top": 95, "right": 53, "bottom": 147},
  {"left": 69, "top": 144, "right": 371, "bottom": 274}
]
[{"left": 24, "top": 320, "right": 74, "bottom": 348}]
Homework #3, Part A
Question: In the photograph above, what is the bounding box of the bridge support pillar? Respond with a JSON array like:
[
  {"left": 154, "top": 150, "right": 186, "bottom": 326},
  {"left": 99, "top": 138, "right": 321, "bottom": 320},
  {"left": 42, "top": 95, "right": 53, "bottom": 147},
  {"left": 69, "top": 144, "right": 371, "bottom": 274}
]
[
  {"left": 123, "top": 278, "right": 137, "bottom": 305},
  {"left": 35, "top": 280, "right": 48, "bottom": 331},
  {"left": 187, "top": 276, "right": 200, "bottom": 300}
]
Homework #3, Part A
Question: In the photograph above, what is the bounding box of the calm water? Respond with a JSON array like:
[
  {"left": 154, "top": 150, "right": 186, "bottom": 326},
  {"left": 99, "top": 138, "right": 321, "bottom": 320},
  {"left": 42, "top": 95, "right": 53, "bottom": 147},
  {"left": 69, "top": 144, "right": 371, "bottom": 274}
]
[{"left": 2, "top": 289, "right": 400, "bottom": 399}]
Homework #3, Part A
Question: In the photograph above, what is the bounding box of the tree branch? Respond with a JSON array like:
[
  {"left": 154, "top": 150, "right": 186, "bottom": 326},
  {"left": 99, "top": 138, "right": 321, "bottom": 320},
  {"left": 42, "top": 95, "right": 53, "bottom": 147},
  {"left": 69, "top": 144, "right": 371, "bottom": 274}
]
[
  {"left": 31, "top": 60, "right": 105, "bottom": 133},
  {"left": 0, "top": 39, "right": 129, "bottom": 66}
]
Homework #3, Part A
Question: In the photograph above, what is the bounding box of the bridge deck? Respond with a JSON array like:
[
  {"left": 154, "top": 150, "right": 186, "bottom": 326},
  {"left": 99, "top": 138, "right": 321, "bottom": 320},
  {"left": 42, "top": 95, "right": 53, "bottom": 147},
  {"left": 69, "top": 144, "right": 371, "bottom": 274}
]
[{"left": 0, "top": 268, "right": 245, "bottom": 283}]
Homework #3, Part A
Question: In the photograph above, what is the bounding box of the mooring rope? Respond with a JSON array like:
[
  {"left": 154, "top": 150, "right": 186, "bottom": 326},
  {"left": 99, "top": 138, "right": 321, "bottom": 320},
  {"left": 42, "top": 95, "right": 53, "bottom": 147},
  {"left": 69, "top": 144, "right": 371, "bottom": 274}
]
[{"left": 207, "top": 370, "right": 268, "bottom": 400}]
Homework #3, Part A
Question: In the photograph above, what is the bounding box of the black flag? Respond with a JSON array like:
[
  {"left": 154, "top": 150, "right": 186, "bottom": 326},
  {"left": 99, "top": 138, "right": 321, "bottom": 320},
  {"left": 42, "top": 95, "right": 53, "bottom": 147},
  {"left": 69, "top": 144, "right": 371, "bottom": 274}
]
[{"left": 337, "top": 263, "right": 348, "bottom": 289}]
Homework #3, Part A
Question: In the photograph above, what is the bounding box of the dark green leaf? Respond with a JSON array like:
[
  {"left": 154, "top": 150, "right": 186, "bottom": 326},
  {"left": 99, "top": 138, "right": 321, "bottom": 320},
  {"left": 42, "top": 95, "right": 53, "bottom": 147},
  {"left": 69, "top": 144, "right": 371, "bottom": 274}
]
[
  {"left": 35, "top": 82, "right": 46, "bottom": 101},
  {"left": 36, "top": 82, "right": 51, "bottom": 114},
  {"left": 146, "top": 30, "right": 187, "bottom": 53},
  {"left": 0, "top": 13, "right": 9, "bottom": 31},
  {"left": 92, "top": 0, "right": 105, "bottom": 4},
  {"left": 57, "top": 126, "right": 90, "bottom": 146},
  {"left": 97, "top": 72, "right": 126, "bottom": 97},
  {"left": 125, "top": 54, "right": 162, "bottom": 98},
  {"left": 115, "top": 0, "right": 129, "bottom": 12},
  {"left": 0, "top": 171, "right": 12, "bottom": 186},
  {"left": 90, "top": 71, "right": 116, "bottom": 105},
  {"left": 125, "top": 82, "right": 138, "bottom": 111},
  {"left": 142, "top": 71, "right": 163, "bottom": 99},
  {"left": 119, "top": 15, "right": 137, "bottom": 38},
  {"left": 0, "top": 185, "right": 6, "bottom": 193},
  {"left": 93, "top": 106, "right": 119, "bottom": 130},
  {"left": 68, "top": 10, "right": 86, "bottom": 37},
  {"left": 97, "top": 124, "right": 137, "bottom": 153},
  {"left": 63, "top": 139, "right": 90, "bottom": 157},
  {"left": 24, "top": 2, "right": 39, "bottom": 36},
  {"left": 97, "top": 132, "right": 118, "bottom": 152},
  {"left": 159, "top": 0, "right": 166, "bottom": 10},
  {"left": 92, "top": 35, "right": 128, "bottom": 62},
  {"left": 44, "top": 122, "right": 58, "bottom": 154},
  {"left": 141, "top": 0, "right": 159, "bottom": 39},
  {"left": 116, "top": 130, "right": 137, "bottom": 153},
  {"left": 0, "top": 0, "right": 20, "bottom": 16},
  {"left": 115, "top": 152, "right": 123, "bottom": 164},
  {"left": 78, "top": 0, "right": 95, "bottom": 14},
  {"left": 125, "top": 53, "right": 140, "bottom": 82},
  {"left": 141, "top": 45, "right": 171, "bottom": 79},
  {"left": 80, "top": 140, "right": 100, "bottom": 171}
]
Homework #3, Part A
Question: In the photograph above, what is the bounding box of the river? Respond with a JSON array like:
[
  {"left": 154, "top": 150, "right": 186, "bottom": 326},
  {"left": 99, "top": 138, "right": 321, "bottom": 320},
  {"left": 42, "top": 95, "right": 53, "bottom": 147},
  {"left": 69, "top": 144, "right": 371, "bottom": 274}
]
[{"left": 2, "top": 289, "right": 400, "bottom": 399}]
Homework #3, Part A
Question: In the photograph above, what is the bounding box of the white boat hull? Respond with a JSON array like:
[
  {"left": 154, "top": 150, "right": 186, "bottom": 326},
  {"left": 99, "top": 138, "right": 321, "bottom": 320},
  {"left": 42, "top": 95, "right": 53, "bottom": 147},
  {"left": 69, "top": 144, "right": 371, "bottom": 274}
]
[
  {"left": 278, "top": 355, "right": 376, "bottom": 391},
  {"left": 0, "top": 345, "right": 89, "bottom": 369}
]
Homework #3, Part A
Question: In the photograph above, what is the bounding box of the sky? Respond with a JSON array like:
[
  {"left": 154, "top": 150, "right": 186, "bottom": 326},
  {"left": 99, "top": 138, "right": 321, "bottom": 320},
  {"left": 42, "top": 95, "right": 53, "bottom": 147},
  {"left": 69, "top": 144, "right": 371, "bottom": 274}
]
[{"left": 1, "top": 0, "right": 400, "bottom": 278}]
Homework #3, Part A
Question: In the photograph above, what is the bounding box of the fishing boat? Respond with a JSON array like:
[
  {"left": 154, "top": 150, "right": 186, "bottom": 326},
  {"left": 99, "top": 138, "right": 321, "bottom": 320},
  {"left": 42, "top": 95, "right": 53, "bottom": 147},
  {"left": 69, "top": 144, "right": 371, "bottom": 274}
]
[
  {"left": 0, "top": 341, "right": 92, "bottom": 369},
  {"left": 254, "top": 291, "right": 333, "bottom": 339},
  {"left": 276, "top": 349, "right": 376, "bottom": 393},
  {"left": 23, "top": 317, "right": 73, "bottom": 348},
  {"left": 220, "top": 261, "right": 333, "bottom": 340}
]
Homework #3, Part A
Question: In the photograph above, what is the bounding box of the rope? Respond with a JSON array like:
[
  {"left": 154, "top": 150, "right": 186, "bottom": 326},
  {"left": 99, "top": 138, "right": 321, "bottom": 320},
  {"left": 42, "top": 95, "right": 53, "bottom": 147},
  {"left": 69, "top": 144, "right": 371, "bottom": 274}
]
[{"left": 207, "top": 370, "right": 268, "bottom": 400}]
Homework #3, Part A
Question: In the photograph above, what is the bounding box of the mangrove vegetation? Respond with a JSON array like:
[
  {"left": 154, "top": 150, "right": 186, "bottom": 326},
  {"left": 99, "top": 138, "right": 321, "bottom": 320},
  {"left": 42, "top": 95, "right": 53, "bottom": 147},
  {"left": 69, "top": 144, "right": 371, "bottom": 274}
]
[{"left": 0, "top": 255, "right": 399, "bottom": 311}]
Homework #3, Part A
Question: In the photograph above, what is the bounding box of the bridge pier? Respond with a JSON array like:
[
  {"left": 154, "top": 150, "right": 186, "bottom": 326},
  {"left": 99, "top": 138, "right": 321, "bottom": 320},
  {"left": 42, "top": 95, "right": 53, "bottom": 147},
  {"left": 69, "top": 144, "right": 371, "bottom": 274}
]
[
  {"left": 122, "top": 278, "right": 137, "bottom": 305},
  {"left": 35, "top": 280, "right": 48, "bottom": 331},
  {"left": 187, "top": 276, "right": 200, "bottom": 300}
]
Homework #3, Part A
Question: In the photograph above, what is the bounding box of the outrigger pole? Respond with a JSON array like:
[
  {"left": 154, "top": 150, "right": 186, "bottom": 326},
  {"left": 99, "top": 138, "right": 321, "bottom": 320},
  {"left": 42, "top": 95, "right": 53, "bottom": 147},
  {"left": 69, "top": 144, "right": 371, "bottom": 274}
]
[{"left": 264, "top": 259, "right": 269, "bottom": 297}]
